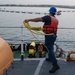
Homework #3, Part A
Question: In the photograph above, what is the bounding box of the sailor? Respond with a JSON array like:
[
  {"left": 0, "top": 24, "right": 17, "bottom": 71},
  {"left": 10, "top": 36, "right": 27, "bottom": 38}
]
[{"left": 24, "top": 6, "right": 60, "bottom": 73}]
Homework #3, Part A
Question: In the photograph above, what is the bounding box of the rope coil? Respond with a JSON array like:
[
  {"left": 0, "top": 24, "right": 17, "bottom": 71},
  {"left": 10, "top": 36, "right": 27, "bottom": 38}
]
[{"left": 23, "top": 22, "right": 50, "bottom": 52}]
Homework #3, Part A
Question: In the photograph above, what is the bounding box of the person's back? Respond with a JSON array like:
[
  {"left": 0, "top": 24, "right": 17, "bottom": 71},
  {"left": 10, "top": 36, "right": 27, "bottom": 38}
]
[
  {"left": 24, "top": 6, "right": 60, "bottom": 73},
  {"left": 42, "top": 6, "right": 60, "bottom": 73}
]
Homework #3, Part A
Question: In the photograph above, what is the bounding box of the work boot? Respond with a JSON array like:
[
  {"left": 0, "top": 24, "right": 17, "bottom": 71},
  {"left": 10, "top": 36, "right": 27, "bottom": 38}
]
[{"left": 49, "top": 64, "right": 60, "bottom": 73}]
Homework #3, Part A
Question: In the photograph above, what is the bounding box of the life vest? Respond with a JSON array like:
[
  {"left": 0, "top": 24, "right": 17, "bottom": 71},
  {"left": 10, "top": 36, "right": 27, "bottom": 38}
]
[{"left": 43, "top": 16, "right": 58, "bottom": 34}]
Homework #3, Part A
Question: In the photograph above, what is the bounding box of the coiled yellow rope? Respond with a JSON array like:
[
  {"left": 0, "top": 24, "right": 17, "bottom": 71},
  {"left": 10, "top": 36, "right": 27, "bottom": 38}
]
[
  {"left": 23, "top": 22, "right": 54, "bottom": 36},
  {"left": 23, "top": 22, "right": 54, "bottom": 53}
]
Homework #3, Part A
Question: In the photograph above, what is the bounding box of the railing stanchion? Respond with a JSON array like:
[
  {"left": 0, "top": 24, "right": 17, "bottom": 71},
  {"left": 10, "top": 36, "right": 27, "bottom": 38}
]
[{"left": 21, "top": 25, "right": 24, "bottom": 60}]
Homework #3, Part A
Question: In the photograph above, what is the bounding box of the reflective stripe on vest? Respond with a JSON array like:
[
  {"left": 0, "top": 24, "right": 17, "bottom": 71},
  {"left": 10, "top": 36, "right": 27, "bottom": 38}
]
[{"left": 43, "top": 16, "right": 58, "bottom": 34}]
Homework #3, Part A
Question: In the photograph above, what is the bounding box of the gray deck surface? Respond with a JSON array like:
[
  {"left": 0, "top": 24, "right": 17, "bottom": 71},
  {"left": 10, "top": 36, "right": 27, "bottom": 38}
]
[{"left": 3, "top": 58, "right": 75, "bottom": 75}]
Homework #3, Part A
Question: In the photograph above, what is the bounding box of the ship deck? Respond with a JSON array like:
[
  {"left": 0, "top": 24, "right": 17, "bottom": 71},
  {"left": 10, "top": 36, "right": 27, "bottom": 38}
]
[{"left": 3, "top": 58, "right": 75, "bottom": 75}]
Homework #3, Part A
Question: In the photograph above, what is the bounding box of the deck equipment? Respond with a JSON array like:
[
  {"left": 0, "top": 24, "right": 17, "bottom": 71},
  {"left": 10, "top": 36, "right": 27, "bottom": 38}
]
[
  {"left": 67, "top": 51, "right": 75, "bottom": 61},
  {"left": 0, "top": 37, "right": 14, "bottom": 75}
]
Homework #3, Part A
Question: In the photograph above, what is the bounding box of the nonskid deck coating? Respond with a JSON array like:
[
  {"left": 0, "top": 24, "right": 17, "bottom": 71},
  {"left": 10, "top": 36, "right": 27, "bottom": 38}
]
[{"left": 3, "top": 58, "right": 75, "bottom": 75}]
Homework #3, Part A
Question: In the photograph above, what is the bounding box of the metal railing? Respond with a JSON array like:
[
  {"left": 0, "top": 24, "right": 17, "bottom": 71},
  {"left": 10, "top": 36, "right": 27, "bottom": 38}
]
[{"left": 0, "top": 25, "right": 75, "bottom": 60}]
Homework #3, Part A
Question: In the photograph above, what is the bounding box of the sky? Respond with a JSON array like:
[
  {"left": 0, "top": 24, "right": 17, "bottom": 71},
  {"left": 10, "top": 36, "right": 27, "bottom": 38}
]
[{"left": 0, "top": 0, "right": 75, "bottom": 6}]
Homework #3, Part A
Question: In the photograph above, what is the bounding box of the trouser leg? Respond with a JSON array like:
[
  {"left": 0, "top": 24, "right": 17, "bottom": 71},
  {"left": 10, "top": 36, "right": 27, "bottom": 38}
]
[
  {"left": 45, "top": 34, "right": 60, "bottom": 73},
  {"left": 45, "top": 34, "right": 57, "bottom": 65}
]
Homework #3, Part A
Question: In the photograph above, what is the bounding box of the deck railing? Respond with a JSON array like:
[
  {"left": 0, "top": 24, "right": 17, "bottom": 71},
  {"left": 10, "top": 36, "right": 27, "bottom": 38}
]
[{"left": 0, "top": 26, "right": 75, "bottom": 59}]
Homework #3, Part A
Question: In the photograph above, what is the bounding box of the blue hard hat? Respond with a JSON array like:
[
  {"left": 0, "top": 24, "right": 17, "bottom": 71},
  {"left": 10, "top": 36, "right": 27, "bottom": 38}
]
[{"left": 49, "top": 6, "right": 57, "bottom": 15}]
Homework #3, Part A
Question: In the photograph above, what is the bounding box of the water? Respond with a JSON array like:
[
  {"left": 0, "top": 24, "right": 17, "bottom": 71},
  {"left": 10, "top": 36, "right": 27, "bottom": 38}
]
[{"left": 0, "top": 6, "right": 75, "bottom": 52}]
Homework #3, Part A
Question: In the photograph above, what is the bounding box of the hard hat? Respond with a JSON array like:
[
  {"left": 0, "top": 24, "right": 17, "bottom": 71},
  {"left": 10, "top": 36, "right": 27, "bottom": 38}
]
[
  {"left": 30, "top": 42, "right": 36, "bottom": 47},
  {"left": 49, "top": 6, "right": 57, "bottom": 15}
]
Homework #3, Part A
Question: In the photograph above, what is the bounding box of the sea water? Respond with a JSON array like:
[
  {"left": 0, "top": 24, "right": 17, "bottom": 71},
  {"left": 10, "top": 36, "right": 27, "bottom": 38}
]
[{"left": 0, "top": 6, "right": 75, "bottom": 52}]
